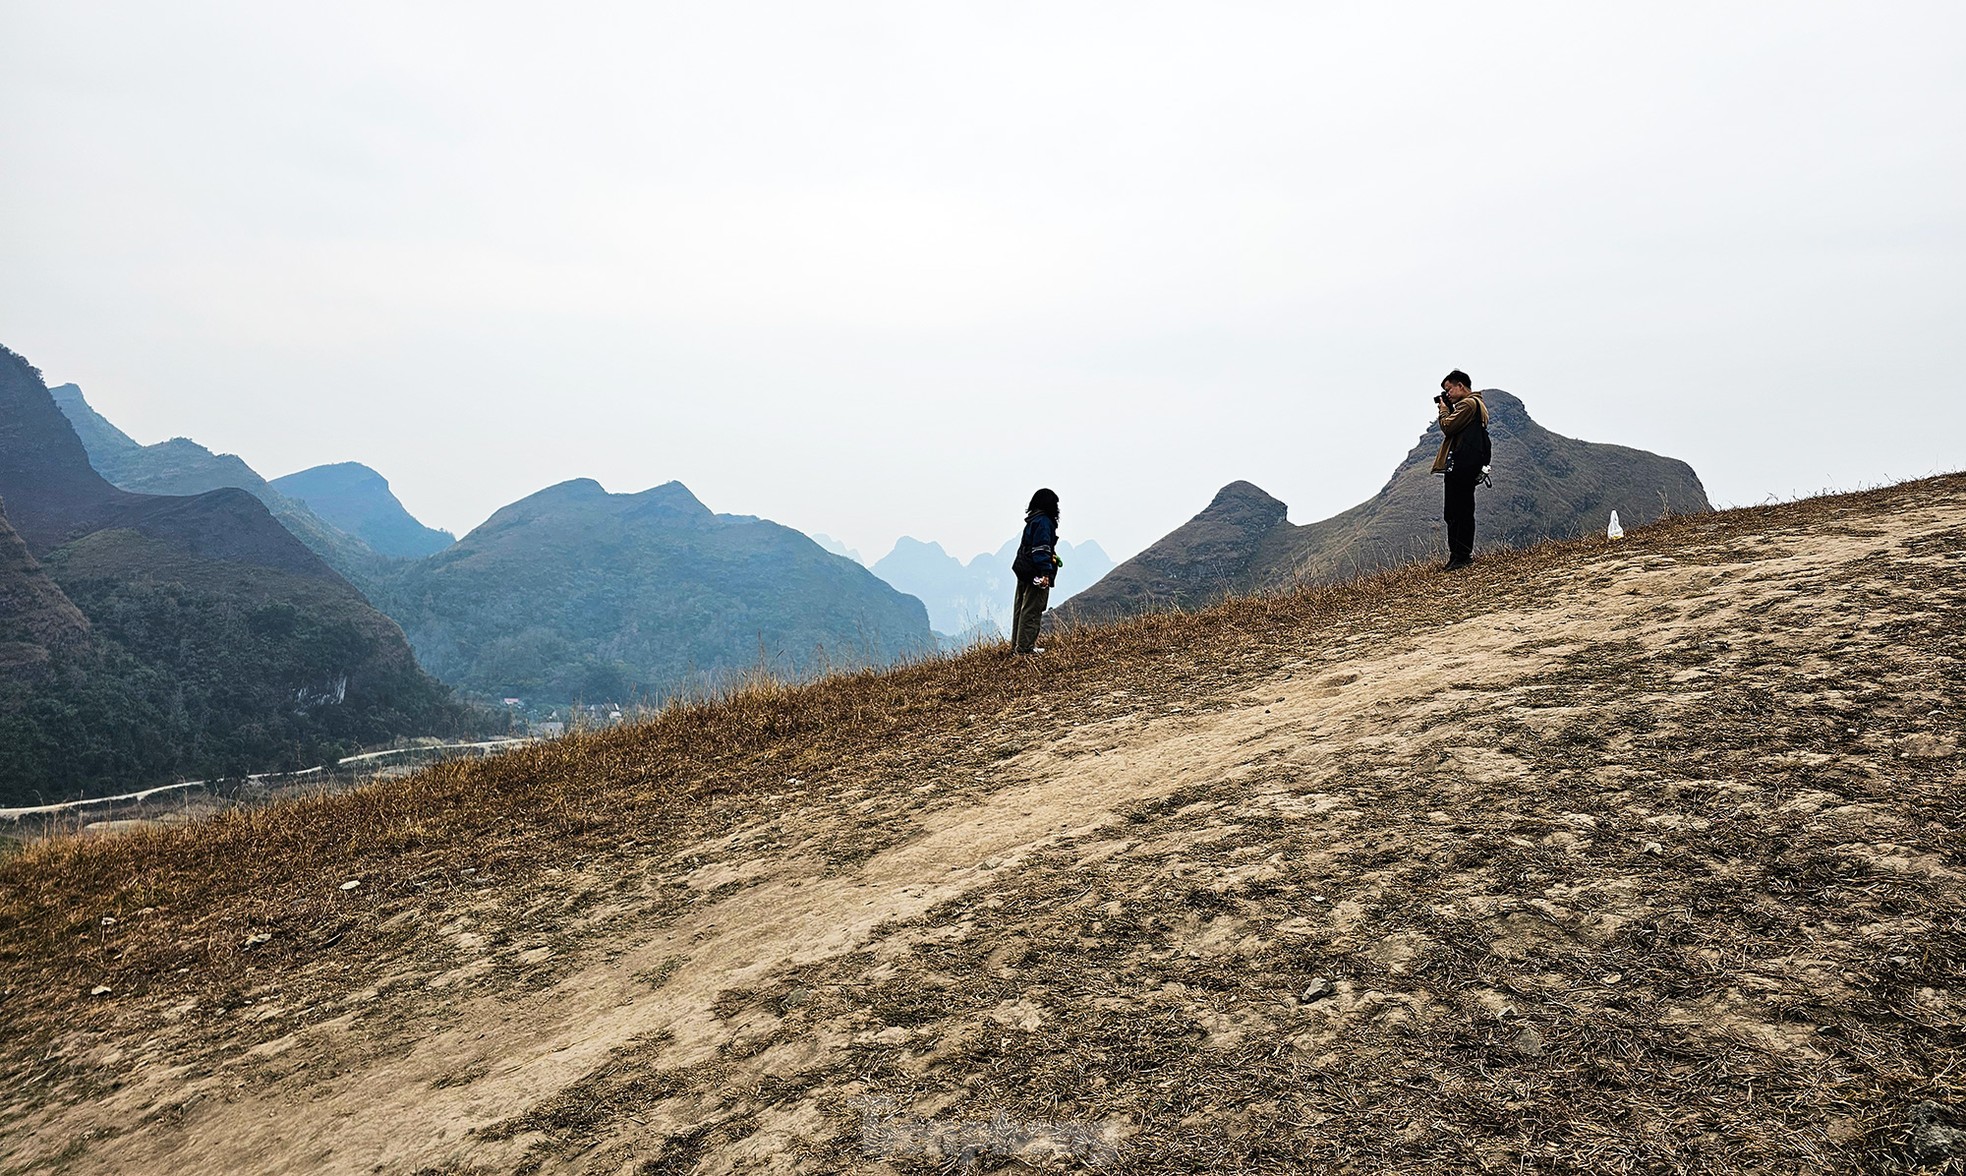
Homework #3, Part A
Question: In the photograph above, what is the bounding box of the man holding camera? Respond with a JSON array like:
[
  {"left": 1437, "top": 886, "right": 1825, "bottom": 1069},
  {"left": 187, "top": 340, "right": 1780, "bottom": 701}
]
[{"left": 1430, "top": 369, "right": 1489, "bottom": 571}]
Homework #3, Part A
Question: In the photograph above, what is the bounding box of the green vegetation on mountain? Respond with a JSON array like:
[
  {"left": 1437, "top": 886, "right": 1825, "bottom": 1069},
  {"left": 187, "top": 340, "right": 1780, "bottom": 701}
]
[
  {"left": 0, "top": 348, "right": 468, "bottom": 803},
  {"left": 50, "top": 384, "right": 393, "bottom": 591},
  {"left": 271, "top": 462, "right": 454, "bottom": 560},
  {"left": 1061, "top": 389, "right": 1711, "bottom": 622},
  {"left": 385, "top": 478, "right": 934, "bottom": 702},
  {"left": 0, "top": 499, "right": 89, "bottom": 681}
]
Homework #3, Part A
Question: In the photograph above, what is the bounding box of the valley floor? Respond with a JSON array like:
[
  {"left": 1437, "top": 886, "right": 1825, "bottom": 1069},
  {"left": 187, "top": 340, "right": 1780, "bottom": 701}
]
[{"left": 3, "top": 476, "right": 1964, "bottom": 1174}]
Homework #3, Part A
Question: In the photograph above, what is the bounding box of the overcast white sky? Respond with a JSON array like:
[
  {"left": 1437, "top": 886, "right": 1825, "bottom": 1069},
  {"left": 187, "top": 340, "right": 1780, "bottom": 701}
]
[{"left": 3, "top": 2, "right": 1961, "bottom": 563}]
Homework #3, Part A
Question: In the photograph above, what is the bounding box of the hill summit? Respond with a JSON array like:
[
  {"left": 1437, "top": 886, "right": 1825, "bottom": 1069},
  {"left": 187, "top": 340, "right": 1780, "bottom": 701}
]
[
  {"left": 2, "top": 473, "right": 1961, "bottom": 1173},
  {"left": 271, "top": 462, "right": 455, "bottom": 560},
  {"left": 384, "top": 478, "right": 934, "bottom": 702},
  {"left": 1061, "top": 389, "right": 1710, "bottom": 622}
]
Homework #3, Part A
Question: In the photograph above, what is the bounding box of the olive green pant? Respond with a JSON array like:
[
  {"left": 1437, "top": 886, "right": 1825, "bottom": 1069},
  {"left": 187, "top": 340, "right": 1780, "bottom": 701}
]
[{"left": 1011, "top": 581, "right": 1050, "bottom": 653}]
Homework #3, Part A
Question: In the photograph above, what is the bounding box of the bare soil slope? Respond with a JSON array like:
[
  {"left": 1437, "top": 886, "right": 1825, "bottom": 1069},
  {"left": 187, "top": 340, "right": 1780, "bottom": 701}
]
[{"left": 3, "top": 476, "right": 1963, "bottom": 1175}]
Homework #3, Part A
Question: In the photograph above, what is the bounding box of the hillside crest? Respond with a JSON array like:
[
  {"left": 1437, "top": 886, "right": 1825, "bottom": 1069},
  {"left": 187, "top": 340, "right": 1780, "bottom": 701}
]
[{"left": 3, "top": 474, "right": 1960, "bottom": 1173}]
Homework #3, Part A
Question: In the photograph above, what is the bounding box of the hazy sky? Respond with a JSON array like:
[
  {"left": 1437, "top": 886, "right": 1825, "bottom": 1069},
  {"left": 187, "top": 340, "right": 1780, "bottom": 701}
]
[{"left": 4, "top": 2, "right": 1961, "bottom": 563}]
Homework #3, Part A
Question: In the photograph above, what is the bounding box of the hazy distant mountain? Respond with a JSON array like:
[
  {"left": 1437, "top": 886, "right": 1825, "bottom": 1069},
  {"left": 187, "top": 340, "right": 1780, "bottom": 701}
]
[
  {"left": 50, "top": 384, "right": 389, "bottom": 589},
  {"left": 1059, "top": 389, "right": 1710, "bottom": 623},
  {"left": 810, "top": 533, "right": 864, "bottom": 564},
  {"left": 50, "top": 383, "right": 264, "bottom": 495},
  {"left": 870, "top": 538, "right": 993, "bottom": 635},
  {"left": 1, "top": 348, "right": 463, "bottom": 801},
  {"left": 870, "top": 535, "right": 1115, "bottom": 635},
  {"left": 272, "top": 463, "right": 455, "bottom": 559},
  {"left": 383, "top": 479, "right": 934, "bottom": 702}
]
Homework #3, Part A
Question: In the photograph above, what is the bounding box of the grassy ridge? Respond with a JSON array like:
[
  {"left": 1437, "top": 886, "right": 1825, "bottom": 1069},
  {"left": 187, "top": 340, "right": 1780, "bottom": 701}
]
[
  {"left": 0, "top": 509, "right": 1611, "bottom": 1027},
  {"left": 2, "top": 474, "right": 1963, "bottom": 1173}
]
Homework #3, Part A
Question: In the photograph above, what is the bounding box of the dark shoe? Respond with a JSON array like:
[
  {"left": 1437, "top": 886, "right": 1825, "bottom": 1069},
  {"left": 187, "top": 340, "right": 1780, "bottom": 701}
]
[{"left": 1442, "top": 558, "right": 1472, "bottom": 571}]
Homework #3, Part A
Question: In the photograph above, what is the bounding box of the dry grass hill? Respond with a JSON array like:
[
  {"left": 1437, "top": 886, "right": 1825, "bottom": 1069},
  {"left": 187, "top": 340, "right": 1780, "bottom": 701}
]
[{"left": 2, "top": 474, "right": 1963, "bottom": 1175}]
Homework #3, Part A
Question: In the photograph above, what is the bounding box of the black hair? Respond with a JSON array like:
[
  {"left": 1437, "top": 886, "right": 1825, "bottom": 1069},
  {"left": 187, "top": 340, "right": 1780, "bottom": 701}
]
[
  {"left": 1442, "top": 369, "right": 1472, "bottom": 390},
  {"left": 1026, "top": 487, "right": 1060, "bottom": 519}
]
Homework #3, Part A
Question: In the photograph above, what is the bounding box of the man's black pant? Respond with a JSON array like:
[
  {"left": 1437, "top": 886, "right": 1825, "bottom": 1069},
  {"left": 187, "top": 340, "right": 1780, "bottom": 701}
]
[{"left": 1443, "top": 470, "right": 1477, "bottom": 564}]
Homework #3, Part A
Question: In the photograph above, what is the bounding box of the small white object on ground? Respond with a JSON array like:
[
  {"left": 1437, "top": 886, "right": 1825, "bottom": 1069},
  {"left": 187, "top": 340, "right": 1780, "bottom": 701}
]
[
  {"left": 1608, "top": 511, "right": 1624, "bottom": 539},
  {"left": 340, "top": 880, "right": 361, "bottom": 891},
  {"left": 90, "top": 986, "right": 112, "bottom": 997}
]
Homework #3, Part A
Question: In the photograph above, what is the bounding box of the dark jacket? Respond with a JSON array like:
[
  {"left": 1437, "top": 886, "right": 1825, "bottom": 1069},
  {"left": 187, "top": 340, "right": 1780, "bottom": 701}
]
[
  {"left": 1012, "top": 512, "right": 1058, "bottom": 585},
  {"left": 1431, "top": 393, "right": 1490, "bottom": 475}
]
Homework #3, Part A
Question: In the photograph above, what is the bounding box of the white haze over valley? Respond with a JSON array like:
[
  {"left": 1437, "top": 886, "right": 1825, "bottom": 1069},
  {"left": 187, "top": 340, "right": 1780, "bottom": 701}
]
[{"left": 3, "top": 2, "right": 1961, "bottom": 564}]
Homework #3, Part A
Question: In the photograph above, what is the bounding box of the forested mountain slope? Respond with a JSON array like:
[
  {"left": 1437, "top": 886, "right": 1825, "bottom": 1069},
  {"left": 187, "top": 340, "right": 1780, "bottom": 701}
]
[
  {"left": 0, "top": 346, "right": 463, "bottom": 800},
  {"left": 386, "top": 478, "right": 934, "bottom": 702},
  {"left": 50, "top": 384, "right": 393, "bottom": 590}
]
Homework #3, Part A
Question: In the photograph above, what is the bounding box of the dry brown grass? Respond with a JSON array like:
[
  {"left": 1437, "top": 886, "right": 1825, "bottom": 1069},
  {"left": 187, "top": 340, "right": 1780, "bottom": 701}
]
[{"left": 2, "top": 473, "right": 1964, "bottom": 1174}]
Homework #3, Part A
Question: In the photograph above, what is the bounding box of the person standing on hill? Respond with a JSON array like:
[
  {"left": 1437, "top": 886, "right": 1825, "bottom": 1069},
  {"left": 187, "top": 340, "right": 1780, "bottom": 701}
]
[
  {"left": 1010, "top": 488, "right": 1061, "bottom": 655},
  {"left": 1431, "top": 370, "right": 1490, "bottom": 571}
]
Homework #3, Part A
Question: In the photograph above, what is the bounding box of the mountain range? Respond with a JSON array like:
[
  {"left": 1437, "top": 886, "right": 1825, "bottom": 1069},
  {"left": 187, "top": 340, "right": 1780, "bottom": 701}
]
[
  {"left": 384, "top": 479, "right": 933, "bottom": 701},
  {"left": 7, "top": 362, "right": 1715, "bottom": 802},
  {"left": 0, "top": 348, "right": 464, "bottom": 802},
  {"left": 46, "top": 381, "right": 934, "bottom": 713},
  {"left": 49, "top": 384, "right": 397, "bottom": 591},
  {"left": 1059, "top": 389, "right": 1710, "bottom": 622}
]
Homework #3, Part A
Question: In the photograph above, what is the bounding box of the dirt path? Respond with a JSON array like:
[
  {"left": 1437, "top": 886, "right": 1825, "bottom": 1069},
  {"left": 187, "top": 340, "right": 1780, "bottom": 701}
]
[{"left": 6, "top": 485, "right": 1964, "bottom": 1174}]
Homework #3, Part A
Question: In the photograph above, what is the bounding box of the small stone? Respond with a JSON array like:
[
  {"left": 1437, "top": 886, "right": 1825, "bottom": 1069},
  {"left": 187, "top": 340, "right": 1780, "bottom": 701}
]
[
  {"left": 90, "top": 986, "right": 112, "bottom": 997},
  {"left": 1641, "top": 841, "right": 1664, "bottom": 856},
  {"left": 1301, "top": 978, "right": 1335, "bottom": 1002},
  {"left": 339, "top": 880, "right": 361, "bottom": 891},
  {"left": 244, "top": 933, "right": 273, "bottom": 948},
  {"left": 1601, "top": 972, "right": 1623, "bottom": 985},
  {"left": 1512, "top": 1027, "right": 1546, "bottom": 1057},
  {"left": 1909, "top": 1101, "right": 1966, "bottom": 1164}
]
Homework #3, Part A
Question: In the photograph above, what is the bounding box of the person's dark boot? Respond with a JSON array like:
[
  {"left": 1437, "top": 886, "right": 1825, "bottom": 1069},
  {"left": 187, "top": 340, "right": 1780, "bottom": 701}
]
[{"left": 1446, "top": 517, "right": 1475, "bottom": 569}]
